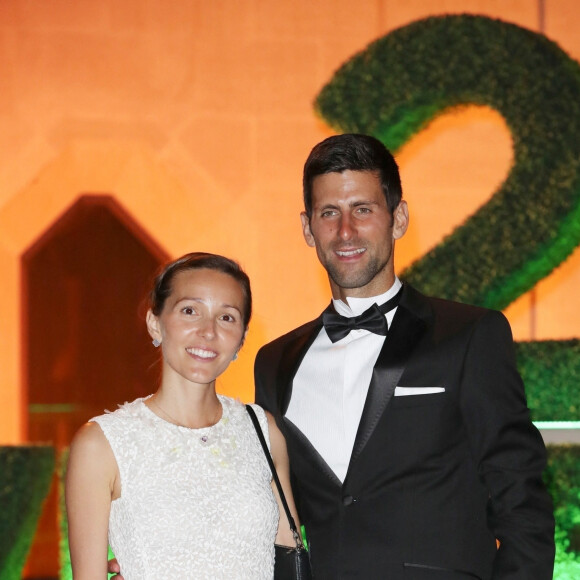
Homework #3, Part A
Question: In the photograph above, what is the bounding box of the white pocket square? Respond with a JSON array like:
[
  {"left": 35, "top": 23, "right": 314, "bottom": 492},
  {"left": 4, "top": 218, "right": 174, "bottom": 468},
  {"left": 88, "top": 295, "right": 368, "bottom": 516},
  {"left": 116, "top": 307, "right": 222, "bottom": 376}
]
[{"left": 394, "top": 386, "right": 445, "bottom": 396}]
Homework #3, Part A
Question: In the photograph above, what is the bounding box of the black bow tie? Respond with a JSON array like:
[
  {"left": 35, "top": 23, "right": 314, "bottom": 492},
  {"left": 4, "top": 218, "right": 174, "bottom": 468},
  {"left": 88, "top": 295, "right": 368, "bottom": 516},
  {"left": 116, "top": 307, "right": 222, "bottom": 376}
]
[{"left": 322, "top": 286, "right": 403, "bottom": 344}]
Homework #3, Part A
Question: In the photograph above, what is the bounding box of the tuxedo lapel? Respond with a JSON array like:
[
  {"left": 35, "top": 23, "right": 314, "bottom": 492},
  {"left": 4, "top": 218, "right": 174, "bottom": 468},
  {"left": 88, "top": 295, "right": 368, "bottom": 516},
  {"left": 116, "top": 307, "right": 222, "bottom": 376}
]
[
  {"left": 276, "top": 317, "right": 322, "bottom": 415},
  {"left": 284, "top": 416, "right": 343, "bottom": 488},
  {"left": 347, "top": 288, "right": 429, "bottom": 471},
  {"left": 277, "top": 312, "right": 343, "bottom": 487}
]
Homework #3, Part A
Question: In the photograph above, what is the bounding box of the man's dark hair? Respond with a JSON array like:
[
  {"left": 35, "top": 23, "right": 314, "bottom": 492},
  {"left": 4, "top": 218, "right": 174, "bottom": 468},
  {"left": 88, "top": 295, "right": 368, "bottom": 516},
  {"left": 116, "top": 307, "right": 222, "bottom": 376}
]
[{"left": 302, "top": 134, "right": 403, "bottom": 218}]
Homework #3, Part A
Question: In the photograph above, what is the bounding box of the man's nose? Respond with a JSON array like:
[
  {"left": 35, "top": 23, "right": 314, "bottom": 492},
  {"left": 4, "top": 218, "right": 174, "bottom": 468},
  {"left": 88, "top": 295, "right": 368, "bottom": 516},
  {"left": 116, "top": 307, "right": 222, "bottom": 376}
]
[{"left": 338, "top": 214, "right": 355, "bottom": 240}]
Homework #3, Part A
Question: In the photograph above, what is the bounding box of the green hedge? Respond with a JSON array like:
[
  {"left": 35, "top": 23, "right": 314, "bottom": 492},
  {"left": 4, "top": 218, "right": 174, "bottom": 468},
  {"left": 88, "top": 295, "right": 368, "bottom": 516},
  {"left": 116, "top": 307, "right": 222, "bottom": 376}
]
[
  {"left": 517, "top": 340, "right": 580, "bottom": 421},
  {"left": 315, "top": 14, "right": 580, "bottom": 311},
  {"left": 545, "top": 445, "right": 580, "bottom": 578},
  {"left": 0, "top": 446, "right": 55, "bottom": 580},
  {"left": 58, "top": 450, "right": 71, "bottom": 580}
]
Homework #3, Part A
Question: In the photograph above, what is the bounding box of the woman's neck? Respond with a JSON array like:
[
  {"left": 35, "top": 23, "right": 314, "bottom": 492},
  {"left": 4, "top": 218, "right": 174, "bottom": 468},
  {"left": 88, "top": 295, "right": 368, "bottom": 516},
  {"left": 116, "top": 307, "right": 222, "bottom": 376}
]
[{"left": 147, "top": 386, "right": 222, "bottom": 429}]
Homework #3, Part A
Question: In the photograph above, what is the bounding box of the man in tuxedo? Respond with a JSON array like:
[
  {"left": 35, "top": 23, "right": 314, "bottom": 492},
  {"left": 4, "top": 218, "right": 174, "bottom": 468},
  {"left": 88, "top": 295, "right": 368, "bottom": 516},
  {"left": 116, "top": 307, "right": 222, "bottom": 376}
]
[{"left": 254, "top": 134, "right": 555, "bottom": 579}]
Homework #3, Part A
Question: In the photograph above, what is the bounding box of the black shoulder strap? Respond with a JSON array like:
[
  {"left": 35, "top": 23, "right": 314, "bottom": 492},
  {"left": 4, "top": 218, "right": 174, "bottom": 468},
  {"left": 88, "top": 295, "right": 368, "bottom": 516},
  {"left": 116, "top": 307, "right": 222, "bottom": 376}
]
[{"left": 245, "top": 404, "right": 303, "bottom": 548}]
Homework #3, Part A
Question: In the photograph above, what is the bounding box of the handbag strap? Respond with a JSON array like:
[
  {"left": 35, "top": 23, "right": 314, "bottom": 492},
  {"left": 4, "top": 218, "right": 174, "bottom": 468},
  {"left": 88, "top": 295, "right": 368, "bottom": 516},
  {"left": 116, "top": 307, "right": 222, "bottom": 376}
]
[{"left": 245, "top": 404, "right": 304, "bottom": 549}]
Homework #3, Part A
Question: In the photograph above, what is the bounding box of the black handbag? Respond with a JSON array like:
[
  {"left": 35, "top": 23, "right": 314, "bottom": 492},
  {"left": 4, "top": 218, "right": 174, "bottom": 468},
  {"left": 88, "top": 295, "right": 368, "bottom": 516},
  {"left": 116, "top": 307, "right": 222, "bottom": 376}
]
[{"left": 246, "top": 405, "right": 313, "bottom": 580}]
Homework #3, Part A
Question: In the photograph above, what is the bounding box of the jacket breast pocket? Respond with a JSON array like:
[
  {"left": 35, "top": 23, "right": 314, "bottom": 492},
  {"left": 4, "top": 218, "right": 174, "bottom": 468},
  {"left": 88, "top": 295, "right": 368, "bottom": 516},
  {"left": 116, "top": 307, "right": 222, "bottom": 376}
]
[
  {"left": 390, "top": 390, "right": 448, "bottom": 409},
  {"left": 385, "top": 391, "right": 460, "bottom": 458}
]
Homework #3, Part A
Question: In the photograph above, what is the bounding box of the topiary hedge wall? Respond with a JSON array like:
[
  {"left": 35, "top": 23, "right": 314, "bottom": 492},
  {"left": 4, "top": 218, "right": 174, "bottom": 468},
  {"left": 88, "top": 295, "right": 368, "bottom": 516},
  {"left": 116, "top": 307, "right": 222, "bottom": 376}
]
[
  {"left": 315, "top": 14, "right": 580, "bottom": 312},
  {"left": 517, "top": 340, "right": 580, "bottom": 421},
  {"left": 0, "top": 446, "right": 55, "bottom": 580},
  {"left": 545, "top": 445, "right": 580, "bottom": 578}
]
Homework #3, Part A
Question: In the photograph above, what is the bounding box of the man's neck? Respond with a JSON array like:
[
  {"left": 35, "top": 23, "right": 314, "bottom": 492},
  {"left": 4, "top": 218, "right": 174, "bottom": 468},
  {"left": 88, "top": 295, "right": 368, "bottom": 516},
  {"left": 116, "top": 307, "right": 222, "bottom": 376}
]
[
  {"left": 330, "top": 277, "right": 398, "bottom": 303},
  {"left": 332, "top": 277, "right": 401, "bottom": 312}
]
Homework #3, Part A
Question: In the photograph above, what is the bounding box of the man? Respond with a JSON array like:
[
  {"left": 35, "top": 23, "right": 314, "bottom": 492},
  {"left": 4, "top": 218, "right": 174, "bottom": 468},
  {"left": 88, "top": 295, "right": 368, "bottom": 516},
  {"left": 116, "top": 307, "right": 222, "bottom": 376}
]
[{"left": 254, "top": 134, "right": 555, "bottom": 579}]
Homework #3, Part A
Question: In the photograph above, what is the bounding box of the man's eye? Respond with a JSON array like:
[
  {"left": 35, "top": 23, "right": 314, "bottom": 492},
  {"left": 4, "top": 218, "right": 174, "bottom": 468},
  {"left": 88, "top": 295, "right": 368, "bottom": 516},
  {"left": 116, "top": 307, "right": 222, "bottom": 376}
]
[
  {"left": 220, "top": 314, "right": 235, "bottom": 322},
  {"left": 321, "top": 210, "right": 337, "bottom": 218},
  {"left": 356, "top": 207, "right": 371, "bottom": 214},
  {"left": 182, "top": 307, "right": 195, "bottom": 315}
]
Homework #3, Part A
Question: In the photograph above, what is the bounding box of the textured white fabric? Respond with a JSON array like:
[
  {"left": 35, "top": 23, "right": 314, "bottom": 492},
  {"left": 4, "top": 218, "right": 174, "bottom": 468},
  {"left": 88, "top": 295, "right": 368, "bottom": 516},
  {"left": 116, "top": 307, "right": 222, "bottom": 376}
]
[
  {"left": 286, "top": 278, "right": 401, "bottom": 482},
  {"left": 91, "top": 395, "right": 278, "bottom": 580}
]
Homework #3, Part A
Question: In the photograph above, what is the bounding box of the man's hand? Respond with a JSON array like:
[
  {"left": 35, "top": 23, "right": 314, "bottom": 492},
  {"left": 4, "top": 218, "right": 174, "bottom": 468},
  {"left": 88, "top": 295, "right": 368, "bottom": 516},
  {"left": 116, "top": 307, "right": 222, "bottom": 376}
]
[{"left": 107, "top": 557, "right": 123, "bottom": 579}]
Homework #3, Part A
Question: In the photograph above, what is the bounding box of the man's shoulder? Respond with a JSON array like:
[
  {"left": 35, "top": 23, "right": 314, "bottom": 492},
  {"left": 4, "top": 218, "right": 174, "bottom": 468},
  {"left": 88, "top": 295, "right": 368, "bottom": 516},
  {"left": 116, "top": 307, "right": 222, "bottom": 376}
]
[
  {"left": 405, "top": 284, "right": 510, "bottom": 334},
  {"left": 406, "top": 284, "right": 498, "bottom": 317}
]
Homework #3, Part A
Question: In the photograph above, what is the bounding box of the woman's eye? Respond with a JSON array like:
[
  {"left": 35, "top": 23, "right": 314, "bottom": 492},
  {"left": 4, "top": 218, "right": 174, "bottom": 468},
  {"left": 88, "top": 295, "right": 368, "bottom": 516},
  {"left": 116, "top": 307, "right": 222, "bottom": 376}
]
[
  {"left": 220, "top": 314, "right": 235, "bottom": 322},
  {"left": 182, "top": 306, "right": 195, "bottom": 315}
]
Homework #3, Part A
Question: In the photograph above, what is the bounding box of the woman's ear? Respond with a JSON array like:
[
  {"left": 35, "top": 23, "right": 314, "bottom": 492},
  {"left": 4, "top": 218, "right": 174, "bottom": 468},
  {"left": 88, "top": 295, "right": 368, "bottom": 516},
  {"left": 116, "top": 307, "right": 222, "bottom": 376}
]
[
  {"left": 239, "top": 328, "right": 249, "bottom": 349},
  {"left": 146, "top": 310, "right": 162, "bottom": 343}
]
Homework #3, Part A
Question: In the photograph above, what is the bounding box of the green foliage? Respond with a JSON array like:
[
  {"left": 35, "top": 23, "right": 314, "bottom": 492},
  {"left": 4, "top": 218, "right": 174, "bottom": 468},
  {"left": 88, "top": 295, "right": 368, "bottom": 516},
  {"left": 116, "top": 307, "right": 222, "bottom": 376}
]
[
  {"left": 516, "top": 340, "right": 580, "bottom": 421},
  {"left": 545, "top": 446, "right": 580, "bottom": 576},
  {"left": 315, "top": 14, "right": 580, "bottom": 312},
  {"left": 58, "top": 450, "right": 72, "bottom": 580},
  {"left": 0, "top": 446, "right": 55, "bottom": 580}
]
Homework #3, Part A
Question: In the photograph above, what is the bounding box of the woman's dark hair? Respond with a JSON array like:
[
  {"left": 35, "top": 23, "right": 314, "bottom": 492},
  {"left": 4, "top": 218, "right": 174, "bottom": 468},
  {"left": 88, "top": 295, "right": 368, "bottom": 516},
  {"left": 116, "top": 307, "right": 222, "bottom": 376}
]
[
  {"left": 149, "top": 252, "right": 252, "bottom": 328},
  {"left": 303, "top": 133, "right": 403, "bottom": 218}
]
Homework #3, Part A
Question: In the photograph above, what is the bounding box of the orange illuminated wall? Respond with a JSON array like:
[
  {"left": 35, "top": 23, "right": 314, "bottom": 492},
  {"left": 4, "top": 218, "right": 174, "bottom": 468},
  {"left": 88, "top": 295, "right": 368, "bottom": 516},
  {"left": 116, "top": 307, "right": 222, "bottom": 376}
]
[{"left": 1, "top": 0, "right": 580, "bottom": 446}]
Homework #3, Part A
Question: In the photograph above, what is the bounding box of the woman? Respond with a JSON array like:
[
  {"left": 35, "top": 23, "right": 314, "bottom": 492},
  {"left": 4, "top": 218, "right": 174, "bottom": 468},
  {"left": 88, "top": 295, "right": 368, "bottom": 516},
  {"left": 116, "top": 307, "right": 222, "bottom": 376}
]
[{"left": 66, "top": 252, "right": 299, "bottom": 579}]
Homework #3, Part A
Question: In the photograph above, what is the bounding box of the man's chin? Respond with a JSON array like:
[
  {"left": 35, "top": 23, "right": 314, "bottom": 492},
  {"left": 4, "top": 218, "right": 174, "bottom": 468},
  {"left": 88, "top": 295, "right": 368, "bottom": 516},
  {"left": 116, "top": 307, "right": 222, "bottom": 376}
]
[
  {"left": 329, "top": 271, "right": 373, "bottom": 291},
  {"left": 325, "top": 260, "right": 388, "bottom": 294}
]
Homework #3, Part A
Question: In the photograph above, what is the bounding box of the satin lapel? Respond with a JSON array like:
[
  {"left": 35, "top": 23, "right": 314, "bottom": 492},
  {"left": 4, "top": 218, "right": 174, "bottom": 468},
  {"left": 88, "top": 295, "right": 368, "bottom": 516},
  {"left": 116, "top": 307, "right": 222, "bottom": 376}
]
[
  {"left": 277, "top": 311, "right": 342, "bottom": 487},
  {"left": 276, "top": 317, "right": 322, "bottom": 415},
  {"left": 348, "top": 301, "right": 428, "bottom": 469},
  {"left": 283, "top": 416, "right": 343, "bottom": 488}
]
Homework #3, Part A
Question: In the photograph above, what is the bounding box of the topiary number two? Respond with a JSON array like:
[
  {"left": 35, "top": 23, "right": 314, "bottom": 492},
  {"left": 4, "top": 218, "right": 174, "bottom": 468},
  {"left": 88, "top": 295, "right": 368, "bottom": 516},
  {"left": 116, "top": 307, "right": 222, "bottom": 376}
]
[{"left": 314, "top": 14, "right": 580, "bottom": 422}]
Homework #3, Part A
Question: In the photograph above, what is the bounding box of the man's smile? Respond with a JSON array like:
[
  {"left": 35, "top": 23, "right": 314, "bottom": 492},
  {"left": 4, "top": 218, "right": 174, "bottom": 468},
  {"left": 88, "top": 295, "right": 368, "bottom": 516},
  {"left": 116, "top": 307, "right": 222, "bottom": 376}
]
[{"left": 335, "top": 248, "right": 366, "bottom": 257}]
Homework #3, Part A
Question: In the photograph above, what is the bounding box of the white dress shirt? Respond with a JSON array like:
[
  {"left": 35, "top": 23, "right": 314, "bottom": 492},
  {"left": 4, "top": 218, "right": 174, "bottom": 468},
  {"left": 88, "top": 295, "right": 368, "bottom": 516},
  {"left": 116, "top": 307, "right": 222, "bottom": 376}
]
[{"left": 285, "top": 278, "right": 402, "bottom": 482}]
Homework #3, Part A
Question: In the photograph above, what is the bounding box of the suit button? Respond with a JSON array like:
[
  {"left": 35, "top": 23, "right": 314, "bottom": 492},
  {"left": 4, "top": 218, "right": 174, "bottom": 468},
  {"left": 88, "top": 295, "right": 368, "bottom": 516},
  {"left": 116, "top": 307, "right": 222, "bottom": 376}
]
[{"left": 343, "top": 495, "right": 354, "bottom": 506}]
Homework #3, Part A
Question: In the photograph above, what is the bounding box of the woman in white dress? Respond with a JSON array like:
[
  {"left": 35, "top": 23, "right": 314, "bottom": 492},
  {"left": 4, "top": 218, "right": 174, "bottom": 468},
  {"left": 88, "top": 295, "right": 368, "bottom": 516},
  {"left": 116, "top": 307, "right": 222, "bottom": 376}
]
[{"left": 65, "top": 252, "right": 300, "bottom": 579}]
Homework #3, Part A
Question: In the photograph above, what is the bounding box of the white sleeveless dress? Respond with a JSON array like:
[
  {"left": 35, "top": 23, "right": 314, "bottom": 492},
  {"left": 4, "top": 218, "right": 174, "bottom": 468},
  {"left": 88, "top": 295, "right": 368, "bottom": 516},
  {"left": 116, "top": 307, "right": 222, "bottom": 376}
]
[{"left": 91, "top": 395, "right": 278, "bottom": 579}]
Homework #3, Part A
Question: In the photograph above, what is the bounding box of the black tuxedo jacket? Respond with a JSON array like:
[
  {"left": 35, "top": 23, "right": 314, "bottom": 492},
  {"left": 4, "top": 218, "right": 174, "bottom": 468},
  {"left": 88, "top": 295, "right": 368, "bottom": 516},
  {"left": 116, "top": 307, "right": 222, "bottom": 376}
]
[{"left": 254, "top": 285, "right": 555, "bottom": 580}]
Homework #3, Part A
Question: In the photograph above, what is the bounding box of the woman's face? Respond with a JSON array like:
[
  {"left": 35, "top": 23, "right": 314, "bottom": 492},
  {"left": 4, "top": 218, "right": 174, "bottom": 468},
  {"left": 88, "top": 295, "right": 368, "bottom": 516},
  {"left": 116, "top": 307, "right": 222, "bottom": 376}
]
[{"left": 147, "top": 268, "right": 246, "bottom": 388}]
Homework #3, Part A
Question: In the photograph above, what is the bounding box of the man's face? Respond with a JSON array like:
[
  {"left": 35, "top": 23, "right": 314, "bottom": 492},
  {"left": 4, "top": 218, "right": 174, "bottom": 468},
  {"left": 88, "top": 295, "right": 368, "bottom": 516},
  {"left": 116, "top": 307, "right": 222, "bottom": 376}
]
[{"left": 301, "top": 170, "right": 408, "bottom": 301}]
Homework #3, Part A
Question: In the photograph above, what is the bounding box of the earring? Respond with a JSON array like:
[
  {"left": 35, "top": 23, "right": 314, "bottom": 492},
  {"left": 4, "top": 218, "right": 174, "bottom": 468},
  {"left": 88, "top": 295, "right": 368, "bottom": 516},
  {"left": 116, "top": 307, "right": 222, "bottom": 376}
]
[
  {"left": 232, "top": 352, "right": 238, "bottom": 361},
  {"left": 152, "top": 338, "right": 161, "bottom": 348}
]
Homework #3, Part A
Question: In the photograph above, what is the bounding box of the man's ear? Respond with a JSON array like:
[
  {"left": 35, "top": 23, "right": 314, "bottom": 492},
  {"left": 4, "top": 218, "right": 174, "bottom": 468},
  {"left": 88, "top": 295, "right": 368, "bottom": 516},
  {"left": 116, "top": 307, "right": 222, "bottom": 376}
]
[
  {"left": 300, "top": 212, "right": 316, "bottom": 247},
  {"left": 392, "top": 201, "right": 409, "bottom": 240},
  {"left": 146, "top": 310, "right": 162, "bottom": 342}
]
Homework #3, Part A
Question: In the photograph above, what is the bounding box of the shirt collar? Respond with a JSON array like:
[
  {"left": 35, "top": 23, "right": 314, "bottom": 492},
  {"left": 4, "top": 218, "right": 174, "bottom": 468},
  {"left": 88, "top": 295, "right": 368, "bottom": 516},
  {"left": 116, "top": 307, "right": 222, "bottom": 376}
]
[{"left": 332, "top": 277, "right": 402, "bottom": 318}]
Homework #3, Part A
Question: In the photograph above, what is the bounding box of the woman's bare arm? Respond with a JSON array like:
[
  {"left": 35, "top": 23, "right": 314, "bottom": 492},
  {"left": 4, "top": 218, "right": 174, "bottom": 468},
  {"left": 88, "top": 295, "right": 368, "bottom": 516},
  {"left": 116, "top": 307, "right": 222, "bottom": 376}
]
[
  {"left": 266, "top": 411, "right": 302, "bottom": 547},
  {"left": 65, "top": 422, "right": 118, "bottom": 579}
]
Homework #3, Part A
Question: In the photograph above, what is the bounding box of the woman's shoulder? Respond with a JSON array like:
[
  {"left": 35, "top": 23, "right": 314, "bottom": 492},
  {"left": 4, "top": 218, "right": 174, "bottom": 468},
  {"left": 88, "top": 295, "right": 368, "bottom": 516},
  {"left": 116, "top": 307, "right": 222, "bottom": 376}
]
[
  {"left": 69, "top": 420, "right": 113, "bottom": 464},
  {"left": 89, "top": 397, "right": 155, "bottom": 446}
]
